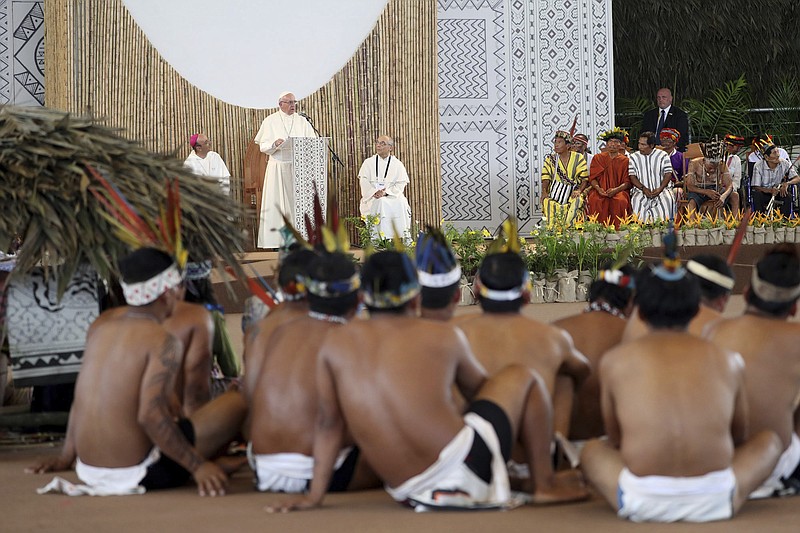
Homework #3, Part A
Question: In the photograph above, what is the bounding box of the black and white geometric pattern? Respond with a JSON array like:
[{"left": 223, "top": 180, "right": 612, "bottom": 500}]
[
  {"left": 292, "top": 137, "right": 328, "bottom": 240},
  {"left": 438, "top": 0, "right": 614, "bottom": 233},
  {"left": 0, "top": 0, "right": 44, "bottom": 106},
  {"left": 7, "top": 264, "right": 100, "bottom": 387}
]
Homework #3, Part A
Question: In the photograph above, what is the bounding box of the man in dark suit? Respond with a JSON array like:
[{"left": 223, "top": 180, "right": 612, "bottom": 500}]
[{"left": 641, "top": 88, "right": 689, "bottom": 152}]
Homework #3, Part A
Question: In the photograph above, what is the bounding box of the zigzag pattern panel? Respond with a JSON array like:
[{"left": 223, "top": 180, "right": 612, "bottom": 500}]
[
  {"left": 436, "top": 1, "right": 614, "bottom": 231},
  {"left": 441, "top": 141, "right": 491, "bottom": 221},
  {"left": 437, "top": 18, "right": 487, "bottom": 99},
  {"left": 0, "top": 1, "right": 9, "bottom": 103}
]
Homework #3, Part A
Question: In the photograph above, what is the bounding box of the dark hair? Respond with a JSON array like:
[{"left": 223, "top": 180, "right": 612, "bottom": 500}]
[
  {"left": 477, "top": 252, "right": 526, "bottom": 313},
  {"left": 635, "top": 264, "right": 700, "bottom": 329},
  {"left": 588, "top": 263, "right": 636, "bottom": 311},
  {"left": 305, "top": 252, "right": 359, "bottom": 316},
  {"left": 764, "top": 144, "right": 777, "bottom": 158},
  {"left": 639, "top": 131, "right": 657, "bottom": 146},
  {"left": 119, "top": 247, "right": 173, "bottom": 283},
  {"left": 690, "top": 254, "right": 734, "bottom": 302},
  {"left": 278, "top": 248, "right": 317, "bottom": 290},
  {"left": 421, "top": 283, "right": 459, "bottom": 309},
  {"left": 361, "top": 251, "right": 418, "bottom": 314},
  {"left": 746, "top": 244, "right": 800, "bottom": 316}
]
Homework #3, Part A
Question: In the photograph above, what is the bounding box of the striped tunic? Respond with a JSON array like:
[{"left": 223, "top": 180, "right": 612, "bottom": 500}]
[
  {"left": 541, "top": 151, "right": 588, "bottom": 204},
  {"left": 628, "top": 149, "right": 675, "bottom": 222}
]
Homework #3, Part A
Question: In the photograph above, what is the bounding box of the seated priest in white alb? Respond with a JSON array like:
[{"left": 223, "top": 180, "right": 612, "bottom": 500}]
[
  {"left": 358, "top": 135, "right": 412, "bottom": 240},
  {"left": 183, "top": 133, "right": 231, "bottom": 195}
]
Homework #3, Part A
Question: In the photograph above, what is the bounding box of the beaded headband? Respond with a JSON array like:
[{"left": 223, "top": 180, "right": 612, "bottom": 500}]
[{"left": 121, "top": 264, "right": 182, "bottom": 306}]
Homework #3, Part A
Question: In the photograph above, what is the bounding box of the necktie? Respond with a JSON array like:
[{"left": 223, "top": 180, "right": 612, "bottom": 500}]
[{"left": 656, "top": 109, "right": 666, "bottom": 134}]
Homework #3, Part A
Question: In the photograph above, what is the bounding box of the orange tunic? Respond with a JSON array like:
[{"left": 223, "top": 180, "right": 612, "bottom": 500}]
[{"left": 586, "top": 152, "right": 631, "bottom": 228}]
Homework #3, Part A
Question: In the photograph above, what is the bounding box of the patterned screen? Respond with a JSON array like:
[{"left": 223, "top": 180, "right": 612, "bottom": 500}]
[
  {"left": 437, "top": 0, "right": 614, "bottom": 233},
  {"left": 0, "top": 0, "right": 44, "bottom": 106}
]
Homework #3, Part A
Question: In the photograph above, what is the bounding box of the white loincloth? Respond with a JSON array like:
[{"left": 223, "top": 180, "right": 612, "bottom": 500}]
[
  {"left": 617, "top": 467, "right": 735, "bottom": 523},
  {"left": 385, "top": 413, "right": 511, "bottom": 510},
  {"left": 37, "top": 449, "right": 161, "bottom": 496},
  {"left": 750, "top": 432, "right": 800, "bottom": 499},
  {"left": 246, "top": 443, "right": 351, "bottom": 493}
]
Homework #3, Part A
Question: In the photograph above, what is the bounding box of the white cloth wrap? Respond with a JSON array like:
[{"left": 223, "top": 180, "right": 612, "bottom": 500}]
[
  {"left": 246, "top": 443, "right": 352, "bottom": 493},
  {"left": 385, "top": 412, "right": 510, "bottom": 508},
  {"left": 120, "top": 265, "right": 182, "bottom": 306},
  {"left": 617, "top": 467, "right": 735, "bottom": 523},
  {"left": 37, "top": 449, "right": 161, "bottom": 496},
  {"left": 750, "top": 432, "right": 800, "bottom": 499}
]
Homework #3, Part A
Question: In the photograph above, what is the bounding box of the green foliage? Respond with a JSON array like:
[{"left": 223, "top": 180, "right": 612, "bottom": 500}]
[
  {"left": 615, "top": 96, "right": 652, "bottom": 141},
  {"left": 613, "top": 0, "right": 800, "bottom": 106},
  {"left": 762, "top": 78, "right": 800, "bottom": 156},
  {"left": 682, "top": 74, "right": 751, "bottom": 141},
  {"left": 444, "top": 222, "right": 487, "bottom": 278}
]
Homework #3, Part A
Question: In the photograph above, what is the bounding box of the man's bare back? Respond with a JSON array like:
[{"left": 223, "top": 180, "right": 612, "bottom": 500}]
[
  {"left": 163, "top": 299, "right": 214, "bottom": 416},
  {"left": 249, "top": 316, "right": 347, "bottom": 455},
  {"left": 553, "top": 310, "right": 627, "bottom": 440},
  {"left": 72, "top": 307, "right": 185, "bottom": 467},
  {"left": 602, "top": 332, "right": 744, "bottom": 476},
  {"left": 457, "top": 313, "right": 588, "bottom": 399},
  {"left": 321, "top": 315, "right": 482, "bottom": 487},
  {"left": 243, "top": 302, "right": 307, "bottom": 402},
  {"left": 705, "top": 314, "right": 800, "bottom": 449}
]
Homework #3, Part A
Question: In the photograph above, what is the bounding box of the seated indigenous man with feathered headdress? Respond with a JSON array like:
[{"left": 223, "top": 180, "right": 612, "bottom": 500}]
[
  {"left": 586, "top": 128, "right": 632, "bottom": 229},
  {"left": 267, "top": 247, "right": 587, "bottom": 512},
  {"left": 27, "top": 247, "right": 247, "bottom": 497},
  {"left": 246, "top": 219, "right": 380, "bottom": 494},
  {"left": 581, "top": 236, "right": 783, "bottom": 523},
  {"left": 455, "top": 219, "right": 590, "bottom": 446},
  {"left": 685, "top": 138, "right": 735, "bottom": 215},
  {"left": 541, "top": 130, "right": 588, "bottom": 228}
]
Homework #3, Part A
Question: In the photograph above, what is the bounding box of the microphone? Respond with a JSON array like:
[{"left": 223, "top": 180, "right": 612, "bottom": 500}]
[{"left": 299, "top": 111, "right": 313, "bottom": 123}]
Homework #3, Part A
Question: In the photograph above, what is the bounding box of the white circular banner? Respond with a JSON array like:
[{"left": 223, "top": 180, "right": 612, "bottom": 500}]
[{"left": 121, "top": 0, "right": 389, "bottom": 108}]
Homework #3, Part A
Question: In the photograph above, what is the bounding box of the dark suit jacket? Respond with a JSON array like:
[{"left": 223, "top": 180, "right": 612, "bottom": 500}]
[{"left": 641, "top": 106, "right": 690, "bottom": 152}]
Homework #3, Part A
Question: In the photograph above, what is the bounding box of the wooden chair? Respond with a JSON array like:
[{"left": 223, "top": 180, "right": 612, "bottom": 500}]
[{"left": 243, "top": 141, "right": 268, "bottom": 248}]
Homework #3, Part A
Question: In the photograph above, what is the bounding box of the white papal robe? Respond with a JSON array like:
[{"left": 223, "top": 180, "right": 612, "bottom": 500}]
[
  {"left": 183, "top": 151, "right": 231, "bottom": 195},
  {"left": 358, "top": 154, "right": 411, "bottom": 239},
  {"left": 254, "top": 110, "right": 316, "bottom": 248}
]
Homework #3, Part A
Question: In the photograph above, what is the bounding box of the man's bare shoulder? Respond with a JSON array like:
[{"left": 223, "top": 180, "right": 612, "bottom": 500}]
[{"left": 164, "top": 301, "right": 212, "bottom": 329}]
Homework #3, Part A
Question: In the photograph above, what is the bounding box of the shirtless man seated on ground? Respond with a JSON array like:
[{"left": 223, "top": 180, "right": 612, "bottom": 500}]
[
  {"left": 246, "top": 251, "right": 378, "bottom": 493},
  {"left": 581, "top": 260, "right": 782, "bottom": 522},
  {"left": 268, "top": 251, "right": 587, "bottom": 512},
  {"left": 622, "top": 253, "right": 734, "bottom": 341},
  {"left": 705, "top": 244, "right": 800, "bottom": 498},
  {"left": 243, "top": 247, "right": 317, "bottom": 403},
  {"left": 456, "top": 251, "right": 590, "bottom": 439},
  {"left": 27, "top": 248, "right": 247, "bottom": 497},
  {"left": 163, "top": 284, "right": 215, "bottom": 417},
  {"left": 552, "top": 265, "right": 635, "bottom": 442}
]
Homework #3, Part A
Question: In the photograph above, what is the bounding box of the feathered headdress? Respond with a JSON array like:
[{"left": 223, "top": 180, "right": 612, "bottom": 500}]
[
  {"left": 753, "top": 134, "right": 776, "bottom": 158},
  {"left": 724, "top": 134, "right": 745, "bottom": 147},
  {"left": 699, "top": 136, "right": 726, "bottom": 163},
  {"left": 86, "top": 164, "right": 187, "bottom": 269},
  {"left": 659, "top": 127, "right": 680, "bottom": 142},
  {"left": 415, "top": 226, "right": 461, "bottom": 288},
  {"left": 474, "top": 217, "right": 531, "bottom": 301},
  {"left": 652, "top": 222, "right": 685, "bottom": 281},
  {"left": 598, "top": 127, "right": 629, "bottom": 144},
  {"left": 280, "top": 186, "right": 360, "bottom": 299}
]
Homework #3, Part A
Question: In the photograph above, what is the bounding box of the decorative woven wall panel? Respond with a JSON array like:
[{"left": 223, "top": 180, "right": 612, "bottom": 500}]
[{"left": 437, "top": 0, "right": 614, "bottom": 233}]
